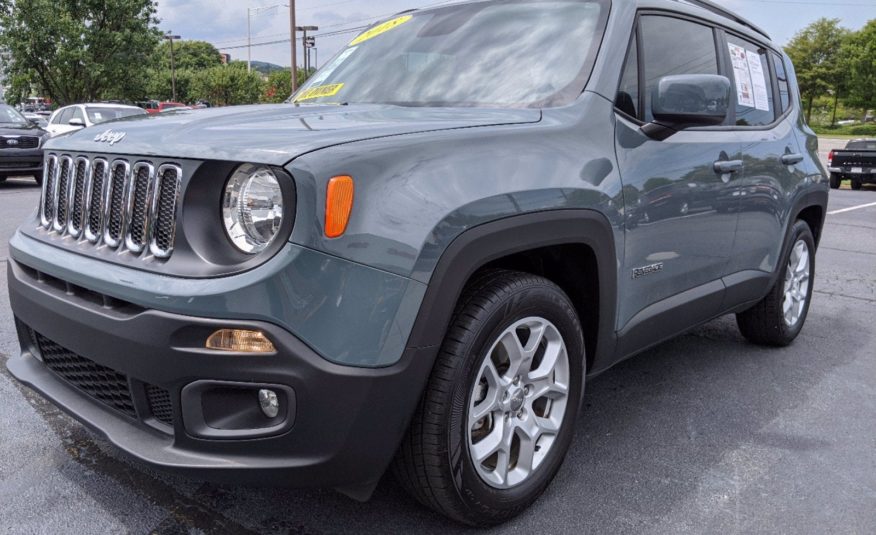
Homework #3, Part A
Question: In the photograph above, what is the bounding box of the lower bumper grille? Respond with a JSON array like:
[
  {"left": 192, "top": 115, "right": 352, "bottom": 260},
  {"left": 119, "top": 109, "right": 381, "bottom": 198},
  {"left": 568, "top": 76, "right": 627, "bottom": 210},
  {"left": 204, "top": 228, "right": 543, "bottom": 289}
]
[
  {"left": 34, "top": 331, "right": 137, "bottom": 419},
  {"left": 146, "top": 384, "right": 174, "bottom": 426}
]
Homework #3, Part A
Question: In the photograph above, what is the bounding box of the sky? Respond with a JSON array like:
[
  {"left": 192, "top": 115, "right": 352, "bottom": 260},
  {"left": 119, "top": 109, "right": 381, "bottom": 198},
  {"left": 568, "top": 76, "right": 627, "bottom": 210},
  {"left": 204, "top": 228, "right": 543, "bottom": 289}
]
[{"left": 155, "top": 0, "right": 876, "bottom": 69}]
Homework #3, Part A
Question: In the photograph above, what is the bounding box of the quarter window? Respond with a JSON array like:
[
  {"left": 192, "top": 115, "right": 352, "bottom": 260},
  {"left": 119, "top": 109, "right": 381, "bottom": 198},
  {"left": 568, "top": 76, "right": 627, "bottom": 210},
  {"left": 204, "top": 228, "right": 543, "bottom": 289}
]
[
  {"left": 772, "top": 52, "right": 791, "bottom": 114},
  {"left": 726, "top": 35, "right": 776, "bottom": 126},
  {"left": 615, "top": 34, "right": 639, "bottom": 119},
  {"left": 640, "top": 16, "right": 719, "bottom": 123}
]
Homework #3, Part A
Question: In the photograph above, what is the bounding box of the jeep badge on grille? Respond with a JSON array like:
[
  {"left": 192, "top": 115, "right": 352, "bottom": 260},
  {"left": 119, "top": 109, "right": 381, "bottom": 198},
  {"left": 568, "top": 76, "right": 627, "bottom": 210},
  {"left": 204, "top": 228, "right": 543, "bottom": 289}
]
[{"left": 93, "top": 130, "right": 126, "bottom": 145}]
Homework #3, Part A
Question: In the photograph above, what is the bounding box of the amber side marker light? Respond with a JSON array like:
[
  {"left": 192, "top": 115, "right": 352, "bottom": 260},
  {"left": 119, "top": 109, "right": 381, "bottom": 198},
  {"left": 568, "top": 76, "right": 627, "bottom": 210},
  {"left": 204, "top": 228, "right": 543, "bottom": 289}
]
[
  {"left": 325, "top": 175, "right": 354, "bottom": 238},
  {"left": 206, "top": 329, "right": 276, "bottom": 353}
]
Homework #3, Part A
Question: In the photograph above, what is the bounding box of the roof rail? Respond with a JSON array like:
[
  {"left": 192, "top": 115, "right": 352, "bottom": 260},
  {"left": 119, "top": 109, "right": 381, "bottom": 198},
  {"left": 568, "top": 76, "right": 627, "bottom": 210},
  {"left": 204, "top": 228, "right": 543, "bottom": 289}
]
[{"left": 677, "top": 0, "right": 772, "bottom": 41}]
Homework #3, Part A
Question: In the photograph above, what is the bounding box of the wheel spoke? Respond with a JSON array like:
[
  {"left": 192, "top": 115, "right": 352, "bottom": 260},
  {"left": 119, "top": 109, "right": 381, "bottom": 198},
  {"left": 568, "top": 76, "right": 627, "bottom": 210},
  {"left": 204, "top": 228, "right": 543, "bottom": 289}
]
[
  {"left": 471, "top": 423, "right": 505, "bottom": 463},
  {"left": 515, "top": 429, "right": 538, "bottom": 474},
  {"left": 530, "top": 375, "right": 568, "bottom": 400}
]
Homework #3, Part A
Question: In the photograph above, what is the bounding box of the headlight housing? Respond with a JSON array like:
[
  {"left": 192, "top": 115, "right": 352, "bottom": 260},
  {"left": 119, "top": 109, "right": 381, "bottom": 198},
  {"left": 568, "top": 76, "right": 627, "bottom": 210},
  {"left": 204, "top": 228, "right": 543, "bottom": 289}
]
[{"left": 222, "top": 164, "right": 284, "bottom": 254}]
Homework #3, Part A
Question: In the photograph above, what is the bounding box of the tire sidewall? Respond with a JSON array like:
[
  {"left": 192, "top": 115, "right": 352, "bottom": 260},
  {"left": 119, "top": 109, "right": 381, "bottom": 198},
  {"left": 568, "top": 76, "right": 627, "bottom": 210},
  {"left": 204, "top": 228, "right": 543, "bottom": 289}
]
[
  {"left": 445, "top": 282, "right": 584, "bottom": 521},
  {"left": 777, "top": 221, "right": 816, "bottom": 341}
]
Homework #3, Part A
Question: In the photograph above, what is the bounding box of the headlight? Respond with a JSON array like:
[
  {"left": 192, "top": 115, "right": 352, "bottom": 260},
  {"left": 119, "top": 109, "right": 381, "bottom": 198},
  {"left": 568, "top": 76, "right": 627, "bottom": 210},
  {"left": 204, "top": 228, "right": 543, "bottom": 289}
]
[{"left": 222, "top": 164, "right": 284, "bottom": 254}]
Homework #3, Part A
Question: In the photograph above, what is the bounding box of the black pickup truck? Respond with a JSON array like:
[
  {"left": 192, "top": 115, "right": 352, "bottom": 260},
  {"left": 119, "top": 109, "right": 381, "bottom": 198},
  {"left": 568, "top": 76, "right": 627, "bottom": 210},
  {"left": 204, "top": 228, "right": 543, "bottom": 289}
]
[{"left": 829, "top": 139, "right": 876, "bottom": 190}]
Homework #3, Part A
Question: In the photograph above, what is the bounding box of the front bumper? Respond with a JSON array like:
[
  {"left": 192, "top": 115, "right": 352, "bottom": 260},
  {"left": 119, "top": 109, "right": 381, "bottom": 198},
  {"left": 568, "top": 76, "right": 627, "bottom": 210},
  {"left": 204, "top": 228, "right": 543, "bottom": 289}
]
[
  {"left": 0, "top": 148, "right": 43, "bottom": 175},
  {"left": 6, "top": 257, "right": 435, "bottom": 493}
]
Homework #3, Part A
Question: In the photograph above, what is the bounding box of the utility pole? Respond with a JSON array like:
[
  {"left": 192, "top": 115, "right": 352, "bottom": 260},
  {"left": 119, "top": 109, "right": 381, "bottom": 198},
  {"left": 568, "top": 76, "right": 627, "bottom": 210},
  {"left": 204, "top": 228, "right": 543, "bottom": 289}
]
[
  {"left": 247, "top": 8, "right": 252, "bottom": 72},
  {"left": 164, "top": 32, "right": 182, "bottom": 102},
  {"left": 290, "top": 1, "right": 297, "bottom": 94}
]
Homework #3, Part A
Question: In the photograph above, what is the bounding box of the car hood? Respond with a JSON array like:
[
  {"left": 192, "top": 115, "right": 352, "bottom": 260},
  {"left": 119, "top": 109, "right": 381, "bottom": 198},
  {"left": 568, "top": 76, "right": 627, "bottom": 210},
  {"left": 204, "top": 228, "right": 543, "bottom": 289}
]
[
  {"left": 44, "top": 104, "right": 542, "bottom": 165},
  {"left": 0, "top": 124, "right": 46, "bottom": 136}
]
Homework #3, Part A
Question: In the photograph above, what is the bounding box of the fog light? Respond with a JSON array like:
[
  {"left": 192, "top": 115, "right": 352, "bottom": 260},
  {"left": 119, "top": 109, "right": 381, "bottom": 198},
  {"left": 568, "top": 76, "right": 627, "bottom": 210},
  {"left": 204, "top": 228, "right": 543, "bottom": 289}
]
[
  {"left": 206, "top": 329, "right": 276, "bottom": 353},
  {"left": 258, "top": 389, "right": 280, "bottom": 419}
]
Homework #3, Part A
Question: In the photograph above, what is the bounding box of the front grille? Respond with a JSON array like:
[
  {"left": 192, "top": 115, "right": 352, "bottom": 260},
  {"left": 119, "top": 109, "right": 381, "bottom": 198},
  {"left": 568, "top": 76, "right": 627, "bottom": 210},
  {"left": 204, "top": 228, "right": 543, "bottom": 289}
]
[
  {"left": 0, "top": 136, "right": 40, "bottom": 149},
  {"left": 40, "top": 156, "right": 57, "bottom": 226},
  {"left": 146, "top": 385, "right": 174, "bottom": 426},
  {"left": 68, "top": 158, "right": 89, "bottom": 237},
  {"left": 105, "top": 162, "right": 129, "bottom": 247},
  {"left": 39, "top": 153, "right": 182, "bottom": 260},
  {"left": 53, "top": 157, "right": 72, "bottom": 232},
  {"left": 33, "top": 331, "right": 137, "bottom": 420}
]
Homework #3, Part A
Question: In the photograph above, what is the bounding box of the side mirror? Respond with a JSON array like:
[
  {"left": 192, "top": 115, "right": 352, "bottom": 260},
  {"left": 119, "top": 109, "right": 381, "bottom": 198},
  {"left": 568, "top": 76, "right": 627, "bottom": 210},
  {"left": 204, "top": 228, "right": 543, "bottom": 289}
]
[
  {"left": 68, "top": 118, "right": 86, "bottom": 128},
  {"left": 642, "top": 75, "right": 731, "bottom": 141}
]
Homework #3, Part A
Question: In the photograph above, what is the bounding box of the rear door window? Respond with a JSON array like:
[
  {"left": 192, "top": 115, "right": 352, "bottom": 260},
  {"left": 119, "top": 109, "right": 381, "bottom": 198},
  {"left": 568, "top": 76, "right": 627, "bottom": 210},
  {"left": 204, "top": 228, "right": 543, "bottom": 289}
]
[
  {"left": 640, "top": 16, "right": 719, "bottom": 123},
  {"left": 725, "top": 35, "right": 776, "bottom": 126}
]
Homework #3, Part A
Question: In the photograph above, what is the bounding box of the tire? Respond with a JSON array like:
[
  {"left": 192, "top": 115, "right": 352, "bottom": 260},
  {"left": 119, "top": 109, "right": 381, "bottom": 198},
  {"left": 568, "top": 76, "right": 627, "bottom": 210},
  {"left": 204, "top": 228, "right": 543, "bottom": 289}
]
[
  {"left": 829, "top": 173, "right": 841, "bottom": 189},
  {"left": 851, "top": 179, "right": 862, "bottom": 191},
  {"left": 393, "top": 270, "right": 585, "bottom": 527},
  {"left": 736, "top": 220, "right": 815, "bottom": 346}
]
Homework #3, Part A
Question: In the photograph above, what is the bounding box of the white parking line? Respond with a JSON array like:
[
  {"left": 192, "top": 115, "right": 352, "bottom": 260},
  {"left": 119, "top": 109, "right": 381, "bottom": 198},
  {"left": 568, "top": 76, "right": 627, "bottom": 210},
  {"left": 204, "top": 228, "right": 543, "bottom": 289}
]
[{"left": 829, "top": 201, "right": 876, "bottom": 216}]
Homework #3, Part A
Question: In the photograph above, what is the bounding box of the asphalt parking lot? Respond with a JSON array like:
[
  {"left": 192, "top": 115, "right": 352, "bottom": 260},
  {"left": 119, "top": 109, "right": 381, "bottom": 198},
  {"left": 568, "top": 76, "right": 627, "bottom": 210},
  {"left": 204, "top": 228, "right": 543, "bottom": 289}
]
[{"left": 1, "top": 141, "right": 875, "bottom": 534}]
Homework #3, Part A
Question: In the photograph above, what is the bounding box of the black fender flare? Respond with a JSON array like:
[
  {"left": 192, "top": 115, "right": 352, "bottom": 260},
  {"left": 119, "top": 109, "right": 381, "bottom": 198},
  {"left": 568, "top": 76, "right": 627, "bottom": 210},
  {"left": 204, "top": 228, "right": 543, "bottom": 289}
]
[{"left": 405, "top": 209, "right": 619, "bottom": 372}]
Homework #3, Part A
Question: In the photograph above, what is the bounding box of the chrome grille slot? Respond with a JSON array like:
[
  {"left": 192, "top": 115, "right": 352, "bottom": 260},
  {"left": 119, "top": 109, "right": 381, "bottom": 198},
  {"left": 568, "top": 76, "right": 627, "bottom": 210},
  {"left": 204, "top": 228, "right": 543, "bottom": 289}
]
[
  {"left": 85, "top": 159, "right": 109, "bottom": 243},
  {"left": 67, "top": 157, "right": 90, "bottom": 238},
  {"left": 40, "top": 155, "right": 58, "bottom": 227},
  {"left": 52, "top": 156, "right": 73, "bottom": 233},
  {"left": 150, "top": 164, "right": 182, "bottom": 259},
  {"left": 125, "top": 163, "right": 155, "bottom": 253},
  {"left": 37, "top": 153, "right": 181, "bottom": 260},
  {"left": 104, "top": 161, "right": 130, "bottom": 248}
]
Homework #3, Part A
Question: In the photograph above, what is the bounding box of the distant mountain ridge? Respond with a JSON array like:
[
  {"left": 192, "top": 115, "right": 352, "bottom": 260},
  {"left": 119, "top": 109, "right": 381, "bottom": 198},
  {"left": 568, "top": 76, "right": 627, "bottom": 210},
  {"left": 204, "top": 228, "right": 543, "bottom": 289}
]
[{"left": 249, "top": 61, "right": 286, "bottom": 74}]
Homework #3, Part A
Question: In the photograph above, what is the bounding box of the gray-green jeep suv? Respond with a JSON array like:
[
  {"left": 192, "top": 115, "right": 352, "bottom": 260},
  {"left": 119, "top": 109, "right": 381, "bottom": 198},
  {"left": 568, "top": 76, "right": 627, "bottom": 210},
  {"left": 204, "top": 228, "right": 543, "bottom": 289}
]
[{"left": 6, "top": 0, "right": 828, "bottom": 526}]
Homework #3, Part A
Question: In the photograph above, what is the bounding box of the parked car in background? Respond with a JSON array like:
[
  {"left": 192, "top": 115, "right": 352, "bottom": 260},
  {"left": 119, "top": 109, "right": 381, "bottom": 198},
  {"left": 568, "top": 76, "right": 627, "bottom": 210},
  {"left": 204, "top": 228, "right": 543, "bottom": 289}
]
[
  {"left": 46, "top": 104, "right": 147, "bottom": 137},
  {"left": 142, "top": 100, "right": 188, "bottom": 115},
  {"left": 22, "top": 113, "right": 49, "bottom": 128},
  {"left": 0, "top": 104, "right": 48, "bottom": 185},
  {"left": 828, "top": 139, "right": 876, "bottom": 190}
]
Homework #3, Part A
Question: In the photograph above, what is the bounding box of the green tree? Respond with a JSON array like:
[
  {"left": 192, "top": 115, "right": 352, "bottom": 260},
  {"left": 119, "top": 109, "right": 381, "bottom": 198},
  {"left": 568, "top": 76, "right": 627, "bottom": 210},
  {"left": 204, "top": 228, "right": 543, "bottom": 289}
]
[
  {"left": 145, "top": 68, "right": 196, "bottom": 103},
  {"left": 261, "top": 68, "right": 315, "bottom": 103},
  {"left": 191, "top": 63, "right": 264, "bottom": 106},
  {"left": 0, "top": 0, "right": 161, "bottom": 105},
  {"left": 842, "top": 20, "right": 876, "bottom": 111},
  {"left": 785, "top": 18, "right": 851, "bottom": 123},
  {"left": 153, "top": 40, "right": 222, "bottom": 71}
]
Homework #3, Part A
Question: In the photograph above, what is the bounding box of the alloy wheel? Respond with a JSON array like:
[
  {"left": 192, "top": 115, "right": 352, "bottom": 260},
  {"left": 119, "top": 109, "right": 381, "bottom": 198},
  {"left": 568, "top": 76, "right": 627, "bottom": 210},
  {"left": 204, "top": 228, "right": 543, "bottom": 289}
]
[{"left": 467, "top": 317, "right": 570, "bottom": 489}]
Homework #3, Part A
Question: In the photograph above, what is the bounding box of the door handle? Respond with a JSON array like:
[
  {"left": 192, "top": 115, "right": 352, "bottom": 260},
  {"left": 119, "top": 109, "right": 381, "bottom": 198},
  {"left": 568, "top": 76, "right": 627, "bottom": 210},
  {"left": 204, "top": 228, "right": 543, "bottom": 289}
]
[
  {"left": 713, "top": 160, "right": 744, "bottom": 175},
  {"left": 781, "top": 153, "right": 804, "bottom": 165}
]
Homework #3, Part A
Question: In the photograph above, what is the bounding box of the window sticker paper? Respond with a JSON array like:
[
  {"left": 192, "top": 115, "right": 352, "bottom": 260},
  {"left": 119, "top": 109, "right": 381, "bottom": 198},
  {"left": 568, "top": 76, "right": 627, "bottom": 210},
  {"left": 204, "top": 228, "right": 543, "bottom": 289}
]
[
  {"left": 729, "top": 43, "right": 755, "bottom": 108},
  {"left": 746, "top": 52, "right": 771, "bottom": 112}
]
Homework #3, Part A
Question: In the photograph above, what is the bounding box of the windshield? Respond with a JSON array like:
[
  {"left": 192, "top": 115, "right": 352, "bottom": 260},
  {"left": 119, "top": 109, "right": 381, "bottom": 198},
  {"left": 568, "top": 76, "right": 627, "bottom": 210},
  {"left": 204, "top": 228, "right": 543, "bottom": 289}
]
[
  {"left": 0, "top": 105, "right": 28, "bottom": 125},
  {"left": 86, "top": 107, "right": 147, "bottom": 124},
  {"left": 292, "top": 0, "right": 608, "bottom": 108}
]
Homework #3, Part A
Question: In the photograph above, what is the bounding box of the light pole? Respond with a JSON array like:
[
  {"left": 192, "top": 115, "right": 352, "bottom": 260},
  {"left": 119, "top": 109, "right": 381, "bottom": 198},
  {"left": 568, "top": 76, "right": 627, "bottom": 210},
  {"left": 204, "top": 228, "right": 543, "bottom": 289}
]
[
  {"left": 299, "top": 27, "right": 318, "bottom": 74},
  {"left": 290, "top": 1, "right": 297, "bottom": 94},
  {"left": 164, "top": 32, "right": 182, "bottom": 102}
]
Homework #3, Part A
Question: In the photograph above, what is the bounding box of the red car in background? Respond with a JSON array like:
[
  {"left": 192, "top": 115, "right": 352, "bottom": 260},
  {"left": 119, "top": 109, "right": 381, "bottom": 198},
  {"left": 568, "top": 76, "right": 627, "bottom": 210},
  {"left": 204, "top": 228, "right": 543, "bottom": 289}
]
[{"left": 142, "top": 101, "right": 187, "bottom": 115}]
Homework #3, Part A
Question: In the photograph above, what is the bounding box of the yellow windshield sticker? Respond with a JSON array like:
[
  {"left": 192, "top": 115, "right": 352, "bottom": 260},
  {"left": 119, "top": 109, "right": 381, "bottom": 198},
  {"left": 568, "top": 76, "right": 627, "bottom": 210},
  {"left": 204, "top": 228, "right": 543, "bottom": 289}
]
[
  {"left": 349, "top": 15, "right": 412, "bottom": 46},
  {"left": 294, "top": 83, "right": 345, "bottom": 102}
]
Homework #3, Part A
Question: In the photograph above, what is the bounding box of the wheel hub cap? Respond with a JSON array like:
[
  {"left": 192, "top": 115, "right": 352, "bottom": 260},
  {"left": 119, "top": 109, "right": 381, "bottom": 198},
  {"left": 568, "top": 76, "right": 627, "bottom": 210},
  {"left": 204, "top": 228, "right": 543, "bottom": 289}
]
[
  {"left": 467, "top": 317, "right": 570, "bottom": 489},
  {"left": 782, "top": 239, "right": 811, "bottom": 327}
]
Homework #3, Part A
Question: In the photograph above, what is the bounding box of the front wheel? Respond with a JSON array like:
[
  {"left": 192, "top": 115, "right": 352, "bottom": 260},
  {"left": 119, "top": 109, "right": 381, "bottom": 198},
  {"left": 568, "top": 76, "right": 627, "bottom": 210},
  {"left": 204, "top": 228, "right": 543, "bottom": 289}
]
[
  {"left": 736, "top": 220, "right": 815, "bottom": 346},
  {"left": 393, "top": 270, "right": 584, "bottom": 527}
]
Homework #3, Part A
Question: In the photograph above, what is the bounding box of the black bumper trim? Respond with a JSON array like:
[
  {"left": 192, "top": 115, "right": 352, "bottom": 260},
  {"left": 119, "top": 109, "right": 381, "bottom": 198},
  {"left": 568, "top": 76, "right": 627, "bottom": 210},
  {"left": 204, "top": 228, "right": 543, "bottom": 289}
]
[{"left": 6, "top": 258, "right": 437, "bottom": 490}]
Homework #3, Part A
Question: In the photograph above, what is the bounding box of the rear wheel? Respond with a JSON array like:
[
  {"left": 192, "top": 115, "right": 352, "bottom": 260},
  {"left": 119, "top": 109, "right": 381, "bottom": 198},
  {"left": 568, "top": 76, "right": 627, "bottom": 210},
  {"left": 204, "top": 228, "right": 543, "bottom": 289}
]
[
  {"left": 736, "top": 220, "right": 815, "bottom": 346},
  {"left": 393, "top": 270, "right": 584, "bottom": 527},
  {"left": 829, "top": 173, "right": 841, "bottom": 189},
  {"left": 851, "top": 179, "right": 863, "bottom": 190}
]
